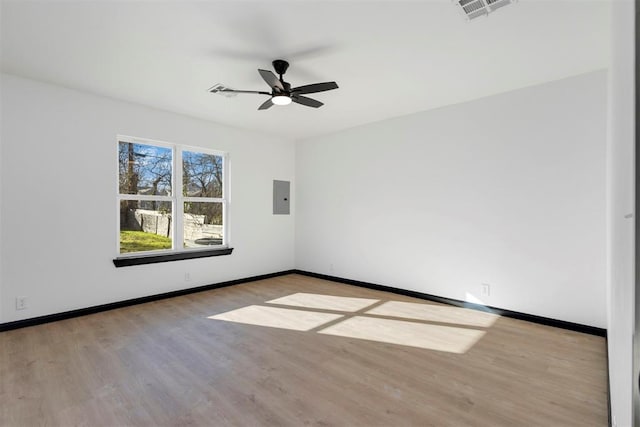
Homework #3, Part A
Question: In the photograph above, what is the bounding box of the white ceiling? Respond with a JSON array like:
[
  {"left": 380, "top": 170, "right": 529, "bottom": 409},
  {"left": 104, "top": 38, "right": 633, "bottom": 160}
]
[{"left": 1, "top": 0, "right": 610, "bottom": 140}]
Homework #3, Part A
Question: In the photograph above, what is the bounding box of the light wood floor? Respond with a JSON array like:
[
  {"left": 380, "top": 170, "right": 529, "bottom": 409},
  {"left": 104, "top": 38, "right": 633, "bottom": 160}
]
[{"left": 0, "top": 274, "right": 608, "bottom": 426}]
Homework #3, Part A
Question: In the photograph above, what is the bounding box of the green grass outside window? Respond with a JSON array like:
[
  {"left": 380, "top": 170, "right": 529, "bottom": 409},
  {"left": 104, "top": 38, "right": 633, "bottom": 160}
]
[{"left": 120, "top": 231, "right": 172, "bottom": 253}]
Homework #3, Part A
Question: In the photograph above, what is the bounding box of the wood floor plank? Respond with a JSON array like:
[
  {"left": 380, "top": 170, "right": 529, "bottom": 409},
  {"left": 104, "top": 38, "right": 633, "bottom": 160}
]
[{"left": 0, "top": 274, "right": 608, "bottom": 426}]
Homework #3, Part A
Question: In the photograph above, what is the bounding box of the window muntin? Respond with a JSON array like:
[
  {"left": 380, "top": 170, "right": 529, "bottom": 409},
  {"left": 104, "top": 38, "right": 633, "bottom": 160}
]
[{"left": 117, "top": 137, "right": 228, "bottom": 256}]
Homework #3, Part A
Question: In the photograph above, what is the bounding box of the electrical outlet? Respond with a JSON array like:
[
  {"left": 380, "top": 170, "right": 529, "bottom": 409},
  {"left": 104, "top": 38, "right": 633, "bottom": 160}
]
[
  {"left": 184, "top": 272, "right": 191, "bottom": 282},
  {"left": 481, "top": 283, "right": 491, "bottom": 297},
  {"left": 15, "top": 296, "right": 27, "bottom": 310}
]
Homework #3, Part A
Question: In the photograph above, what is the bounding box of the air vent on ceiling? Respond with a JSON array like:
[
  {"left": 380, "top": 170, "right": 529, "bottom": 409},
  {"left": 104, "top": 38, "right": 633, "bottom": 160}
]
[{"left": 455, "top": 0, "right": 516, "bottom": 20}]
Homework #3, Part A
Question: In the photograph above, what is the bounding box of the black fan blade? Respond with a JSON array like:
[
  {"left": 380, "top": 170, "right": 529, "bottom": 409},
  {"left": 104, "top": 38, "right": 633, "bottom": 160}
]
[
  {"left": 226, "top": 90, "right": 271, "bottom": 95},
  {"left": 291, "top": 81, "right": 338, "bottom": 95},
  {"left": 292, "top": 95, "right": 324, "bottom": 108},
  {"left": 209, "top": 87, "right": 270, "bottom": 95},
  {"left": 258, "top": 98, "right": 274, "bottom": 110},
  {"left": 258, "top": 69, "right": 284, "bottom": 92}
]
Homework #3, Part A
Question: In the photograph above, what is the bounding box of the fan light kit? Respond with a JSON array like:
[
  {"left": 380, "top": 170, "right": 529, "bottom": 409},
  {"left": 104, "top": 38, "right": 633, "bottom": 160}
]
[
  {"left": 209, "top": 59, "right": 338, "bottom": 110},
  {"left": 272, "top": 95, "right": 292, "bottom": 106}
]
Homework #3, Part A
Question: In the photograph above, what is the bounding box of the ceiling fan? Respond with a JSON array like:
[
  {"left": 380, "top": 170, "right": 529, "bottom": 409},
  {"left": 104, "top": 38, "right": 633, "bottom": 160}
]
[{"left": 209, "top": 59, "right": 338, "bottom": 110}]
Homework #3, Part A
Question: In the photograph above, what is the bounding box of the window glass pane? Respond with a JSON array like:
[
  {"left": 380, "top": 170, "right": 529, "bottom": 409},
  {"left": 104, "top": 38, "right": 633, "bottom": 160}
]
[
  {"left": 182, "top": 151, "right": 223, "bottom": 198},
  {"left": 184, "top": 202, "right": 223, "bottom": 248},
  {"left": 119, "top": 200, "right": 173, "bottom": 253},
  {"left": 119, "top": 142, "right": 172, "bottom": 195}
]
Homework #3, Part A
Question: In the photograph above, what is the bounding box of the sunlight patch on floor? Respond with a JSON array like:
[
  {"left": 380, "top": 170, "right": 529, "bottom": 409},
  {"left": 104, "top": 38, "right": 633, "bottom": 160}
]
[
  {"left": 317, "top": 316, "right": 486, "bottom": 353},
  {"left": 208, "top": 292, "right": 499, "bottom": 354},
  {"left": 208, "top": 305, "right": 343, "bottom": 331},
  {"left": 266, "top": 293, "right": 379, "bottom": 312},
  {"left": 366, "top": 301, "right": 499, "bottom": 327}
]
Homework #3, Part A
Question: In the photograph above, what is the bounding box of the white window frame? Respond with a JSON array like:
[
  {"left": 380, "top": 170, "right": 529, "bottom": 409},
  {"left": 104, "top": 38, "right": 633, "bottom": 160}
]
[{"left": 116, "top": 135, "right": 230, "bottom": 257}]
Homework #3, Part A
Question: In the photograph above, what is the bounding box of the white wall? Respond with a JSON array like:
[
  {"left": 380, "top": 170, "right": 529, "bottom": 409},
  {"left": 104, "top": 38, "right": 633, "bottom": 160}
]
[
  {"left": 607, "top": 1, "right": 635, "bottom": 426},
  {"left": 296, "top": 71, "right": 608, "bottom": 328},
  {"left": 0, "top": 73, "right": 295, "bottom": 323}
]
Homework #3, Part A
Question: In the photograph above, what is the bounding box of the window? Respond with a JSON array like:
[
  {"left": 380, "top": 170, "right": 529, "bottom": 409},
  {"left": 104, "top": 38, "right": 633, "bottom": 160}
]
[{"left": 116, "top": 136, "right": 229, "bottom": 260}]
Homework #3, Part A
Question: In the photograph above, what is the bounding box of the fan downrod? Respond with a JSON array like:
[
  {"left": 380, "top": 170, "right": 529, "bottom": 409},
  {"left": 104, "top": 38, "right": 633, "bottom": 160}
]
[{"left": 272, "top": 59, "right": 289, "bottom": 76}]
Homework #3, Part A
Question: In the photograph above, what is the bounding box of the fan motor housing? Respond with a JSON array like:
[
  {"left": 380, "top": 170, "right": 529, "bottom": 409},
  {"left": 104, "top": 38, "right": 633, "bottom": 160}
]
[{"left": 272, "top": 59, "right": 290, "bottom": 76}]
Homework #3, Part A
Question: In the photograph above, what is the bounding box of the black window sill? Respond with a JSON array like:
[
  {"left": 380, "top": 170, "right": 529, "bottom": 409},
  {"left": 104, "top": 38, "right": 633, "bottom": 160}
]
[{"left": 113, "top": 248, "right": 233, "bottom": 267}]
